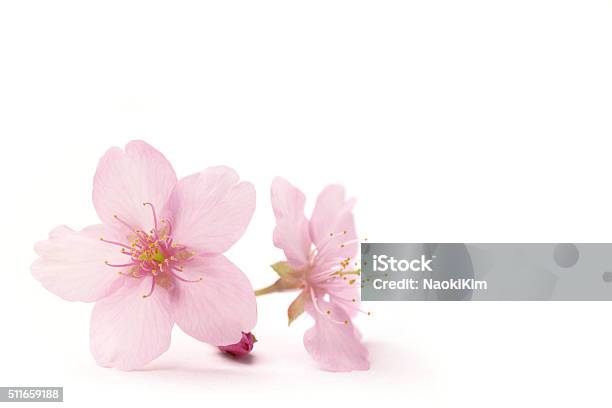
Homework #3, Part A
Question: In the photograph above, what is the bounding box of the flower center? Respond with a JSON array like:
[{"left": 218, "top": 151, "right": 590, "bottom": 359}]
[{"left": 100, "top": 202, "right": 201, "bottom": 298}]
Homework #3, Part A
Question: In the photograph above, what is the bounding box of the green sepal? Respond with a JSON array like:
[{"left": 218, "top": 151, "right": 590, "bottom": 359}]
[{"left": 271, "top": 261, "right": 293, "bottom": 278}]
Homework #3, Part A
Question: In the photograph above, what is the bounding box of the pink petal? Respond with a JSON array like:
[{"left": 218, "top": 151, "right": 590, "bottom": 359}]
[
  {"left": 90, "top": 277, "right": 174, "bottom": 370},
  {"left": 32, "top": 225, "right": 126, "bottom": 302},
  {"left": 93, "top": 140, "right": 177, "bottom": 232},
  {"left": 164, "top": 166, "right": 255, "bottom": 254},
  {"left": 303, "top": 298, "right": 369, "bottom": 372},
  {"left": 271, "top": 177, "right": 312, "bottom": 270},
  {"left": 172, "top": 255, "right": 257, "bottom": 346},
  {"left": 309, "top": 185, "right": 358, "bottom": 281},
  {"left": 318, "top": 277, "right": 362, "bottom": 318}
]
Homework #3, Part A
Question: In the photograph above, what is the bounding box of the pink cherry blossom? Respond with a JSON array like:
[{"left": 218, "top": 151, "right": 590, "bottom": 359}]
[
  {"left": 218, "top": 332, "right": 256, "bottom": 356},
  {"left": 256, "top": 177, "right": 369, "bottom": 372},
  {"left": 32, "top": 140, "right": 257, "bottom": 370}
]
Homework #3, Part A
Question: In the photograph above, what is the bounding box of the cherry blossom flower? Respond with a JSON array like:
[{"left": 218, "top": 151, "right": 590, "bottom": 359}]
[
  {"left": 32, "top": 141, "right": 257, "bottom": 370},
  {"left": 255, "top": 177, "right": 369, "bottom": 372}
]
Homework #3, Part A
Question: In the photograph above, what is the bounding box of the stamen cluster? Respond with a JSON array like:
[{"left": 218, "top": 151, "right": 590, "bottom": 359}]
[{"left": 100, "top": 202, "right": 200, "bottom": 298}]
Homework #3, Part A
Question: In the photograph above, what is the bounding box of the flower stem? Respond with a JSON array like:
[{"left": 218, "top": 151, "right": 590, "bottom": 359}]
[{"left": 254, "top": 281, "right": 281, "bottom": 296}]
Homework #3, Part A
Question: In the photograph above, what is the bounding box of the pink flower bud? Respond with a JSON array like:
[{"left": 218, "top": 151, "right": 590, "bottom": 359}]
[{"left": 218, "top": 332, "right": 256, "bottom": 357}]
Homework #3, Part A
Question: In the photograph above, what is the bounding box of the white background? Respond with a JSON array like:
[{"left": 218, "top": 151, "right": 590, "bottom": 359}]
[{"left": 1, "top": 1, "right": 612, "bottom": 407}]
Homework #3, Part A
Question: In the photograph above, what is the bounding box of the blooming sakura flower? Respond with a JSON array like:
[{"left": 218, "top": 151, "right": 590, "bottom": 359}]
[
  {"left": 32, "top": 141, "right": 257, "bottom": 370},
  {"left": 255, "top": 177, "right": 369, "bottom": 372},
  {"left": 218, "top": 332, "right": 256, "bottom": 356}
]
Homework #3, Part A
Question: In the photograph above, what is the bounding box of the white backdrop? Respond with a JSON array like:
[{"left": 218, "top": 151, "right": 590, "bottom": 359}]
[{"left": 1, "top": 1, "right": 612, "bottom": 407}]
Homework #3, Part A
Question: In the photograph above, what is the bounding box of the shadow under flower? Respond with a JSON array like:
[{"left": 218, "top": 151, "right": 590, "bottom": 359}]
[
  {"left": 217, "top": 351, "right": 257, "bottom": 365},
  {"left": 363, "top": 339, "right": 433, "bottom": 381}
]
